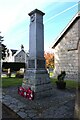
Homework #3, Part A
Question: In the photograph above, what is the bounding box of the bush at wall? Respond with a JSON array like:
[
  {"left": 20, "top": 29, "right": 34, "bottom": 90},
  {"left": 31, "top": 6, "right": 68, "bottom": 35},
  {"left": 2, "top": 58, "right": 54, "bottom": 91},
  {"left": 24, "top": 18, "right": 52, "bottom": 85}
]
[{"left": 16, "top": 71, "right": 24, "bottom": 78}]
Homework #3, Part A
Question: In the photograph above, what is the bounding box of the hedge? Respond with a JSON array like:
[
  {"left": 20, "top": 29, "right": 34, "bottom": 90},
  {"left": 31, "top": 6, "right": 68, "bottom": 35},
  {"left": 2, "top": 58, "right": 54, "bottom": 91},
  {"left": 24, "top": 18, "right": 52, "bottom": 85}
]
[{"left": 2, "top": 62, "right": 26, "bottom": 71}]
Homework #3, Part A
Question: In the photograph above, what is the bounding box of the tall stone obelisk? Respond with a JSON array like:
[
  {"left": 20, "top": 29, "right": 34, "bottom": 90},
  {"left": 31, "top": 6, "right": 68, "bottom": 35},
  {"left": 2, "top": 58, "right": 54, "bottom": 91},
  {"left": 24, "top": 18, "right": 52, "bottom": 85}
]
[{"left": 22, "top": 9, "right": 52, "bottom": 98}]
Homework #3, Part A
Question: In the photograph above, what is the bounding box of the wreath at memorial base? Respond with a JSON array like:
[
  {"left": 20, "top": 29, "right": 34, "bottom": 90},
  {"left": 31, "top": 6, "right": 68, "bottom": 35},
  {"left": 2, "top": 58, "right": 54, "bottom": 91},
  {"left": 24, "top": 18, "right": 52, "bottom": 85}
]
[{"left": 18, "top": 87, "right": 34, "bottom": 100}]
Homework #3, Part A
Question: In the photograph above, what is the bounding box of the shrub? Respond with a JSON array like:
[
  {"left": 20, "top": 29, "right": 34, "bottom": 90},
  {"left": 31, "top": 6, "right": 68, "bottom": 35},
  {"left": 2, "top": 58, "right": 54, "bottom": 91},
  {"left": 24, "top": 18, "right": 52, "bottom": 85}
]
[
  {"left": 56, "top": 71, "right": 66, "bottom": 89},
  {"left": 57, "top": 71, "right": 66, "bottom": 82},
  {"left": 16, "top": 71, "right": 24, "bottom": 78}
]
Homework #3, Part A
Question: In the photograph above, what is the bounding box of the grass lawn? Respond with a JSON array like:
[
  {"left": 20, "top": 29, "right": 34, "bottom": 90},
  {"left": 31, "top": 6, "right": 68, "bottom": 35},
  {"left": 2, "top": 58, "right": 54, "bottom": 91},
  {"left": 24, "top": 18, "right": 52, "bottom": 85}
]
[
  {"left": 2, "top": 77, "right": 23, "bottom": 88},
  {"left": 50, "top": 78, "right": 78, "bottom": 89},
  {"left": 1, "top": 77, "right": 79, "bottom": 89}
]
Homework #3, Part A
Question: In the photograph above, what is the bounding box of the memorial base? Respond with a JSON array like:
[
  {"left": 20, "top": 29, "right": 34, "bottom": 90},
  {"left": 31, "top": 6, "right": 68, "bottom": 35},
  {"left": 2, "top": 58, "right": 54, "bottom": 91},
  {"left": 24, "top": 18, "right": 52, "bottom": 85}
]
[{"left": 22, "top": 69, "right": 52, "bottom": 99}]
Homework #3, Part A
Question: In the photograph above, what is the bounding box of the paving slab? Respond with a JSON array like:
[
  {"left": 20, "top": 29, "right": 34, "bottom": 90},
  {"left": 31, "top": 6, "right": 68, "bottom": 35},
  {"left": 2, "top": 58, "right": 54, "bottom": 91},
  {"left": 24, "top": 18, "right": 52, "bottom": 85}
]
[{"left": 2, "top": 86, "right": 76, "bottom": 119}]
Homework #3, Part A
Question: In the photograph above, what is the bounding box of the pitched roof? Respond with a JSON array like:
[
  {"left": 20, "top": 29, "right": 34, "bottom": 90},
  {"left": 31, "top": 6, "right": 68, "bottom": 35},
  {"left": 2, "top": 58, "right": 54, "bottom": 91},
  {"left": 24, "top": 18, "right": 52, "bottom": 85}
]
[
  {"left": 13, "top": 49, "right": 25, "bottom": 57},
  {"left": 13, "top": 49, "right": 29, "bottom": 57},
  {"left": 52, "top": 11, "right": 80, "bottom": 49},
  {"left": 10, "top": 49, "right": 18, "bottom": 56}
]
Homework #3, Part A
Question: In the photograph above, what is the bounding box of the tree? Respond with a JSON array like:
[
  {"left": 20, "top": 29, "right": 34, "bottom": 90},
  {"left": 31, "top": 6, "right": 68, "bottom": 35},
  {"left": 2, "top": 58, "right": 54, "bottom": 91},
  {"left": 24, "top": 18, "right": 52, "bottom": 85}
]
[
  {"left": 1, "top": 43, "right": 7, "bottom": 60},
  {"left": 44, "top": 52, "right": 54, "bottom": 69},
  {"left": 0, "top": 33, "right": 7, "bottom": 60},
  {"left": 7, "top": 49, "right": 10, "bottom": 57},
  {"left": 44, "top": 52, "right": 54, "bottom": 68}
]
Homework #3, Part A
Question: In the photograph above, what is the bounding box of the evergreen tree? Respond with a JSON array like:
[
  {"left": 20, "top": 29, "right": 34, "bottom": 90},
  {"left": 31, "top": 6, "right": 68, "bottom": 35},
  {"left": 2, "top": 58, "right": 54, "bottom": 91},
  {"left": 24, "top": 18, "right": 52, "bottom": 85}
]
[
  {"left": 1, "top": 43, "right": 7, "bottom": 60},
  {"left": 0, "top": 33, "right": 7, "bottom": 60}
]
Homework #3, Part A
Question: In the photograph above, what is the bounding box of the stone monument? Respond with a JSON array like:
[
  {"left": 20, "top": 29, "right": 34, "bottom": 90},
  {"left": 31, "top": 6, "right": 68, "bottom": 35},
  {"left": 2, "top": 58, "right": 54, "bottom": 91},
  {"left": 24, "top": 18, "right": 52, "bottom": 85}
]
[{"left": 22, "top": 9, "right": 52, "bottom": 98}]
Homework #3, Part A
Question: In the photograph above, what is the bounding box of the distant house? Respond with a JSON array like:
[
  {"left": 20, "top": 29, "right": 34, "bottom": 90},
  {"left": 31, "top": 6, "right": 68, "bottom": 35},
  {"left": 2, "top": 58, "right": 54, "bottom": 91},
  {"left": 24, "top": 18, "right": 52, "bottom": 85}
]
[
  {"left": 3, "top": 45, "right": 29, "bottom": 63},
  {"left": 14, "top": 48, "right": 29, "bottom": 63},
  {"left": 52, "top": 12, "right": 80, "bottom": 80}
]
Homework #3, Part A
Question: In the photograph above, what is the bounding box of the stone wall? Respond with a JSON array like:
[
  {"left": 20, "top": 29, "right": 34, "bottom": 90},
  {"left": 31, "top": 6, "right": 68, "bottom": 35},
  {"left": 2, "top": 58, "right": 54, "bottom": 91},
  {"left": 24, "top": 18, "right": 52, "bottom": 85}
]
[{"left": 54, "top": 19, "right": 80, "bottom": 81}]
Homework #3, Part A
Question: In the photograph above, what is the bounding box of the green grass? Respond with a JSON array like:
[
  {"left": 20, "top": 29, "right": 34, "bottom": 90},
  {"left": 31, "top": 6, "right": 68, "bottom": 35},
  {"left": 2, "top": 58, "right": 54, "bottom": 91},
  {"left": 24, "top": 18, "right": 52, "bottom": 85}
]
[
  {"left": 1, "top": 77, "right": 79, "bottom": 89},
  {"left": 65, "top": 80, "right": 78, "bottom": 89},
  {"left": 50, "top": 78, "right": 57, "bottom": 85},
  {"left": 2, "top": 77, "right": 23, "bottom": 88},
  {"left": 2, "top": 73, "right": 16, "bottom": 78},
  {"left": 50, "top": 78, "right": 78, "bottom": 89}
]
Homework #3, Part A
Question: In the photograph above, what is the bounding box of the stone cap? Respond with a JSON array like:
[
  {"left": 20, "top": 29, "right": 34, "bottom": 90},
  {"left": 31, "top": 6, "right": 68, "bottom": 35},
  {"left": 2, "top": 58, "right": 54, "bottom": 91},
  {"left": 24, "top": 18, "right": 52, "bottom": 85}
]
[{"left": 28, "top": 9, "right": 45, "bottom": 16}]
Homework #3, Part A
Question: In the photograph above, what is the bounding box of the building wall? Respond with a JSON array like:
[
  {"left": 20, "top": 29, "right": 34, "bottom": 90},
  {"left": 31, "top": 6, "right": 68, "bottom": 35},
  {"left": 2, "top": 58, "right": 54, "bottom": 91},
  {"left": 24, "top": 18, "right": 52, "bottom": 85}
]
[
  {"left": 78, "top": 19, "right": 80, "bottom": 82},
  {"left": 14, "top": 50, "right": 28, "bottom": 63},
  {"left": 54, "top": 19, "right": 80, "bottom": 80}
]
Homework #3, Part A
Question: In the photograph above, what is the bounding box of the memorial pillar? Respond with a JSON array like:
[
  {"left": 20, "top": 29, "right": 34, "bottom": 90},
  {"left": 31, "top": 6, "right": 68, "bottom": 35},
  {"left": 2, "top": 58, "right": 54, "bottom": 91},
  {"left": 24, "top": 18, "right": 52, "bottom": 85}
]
[{"left": 22, "top": 9, "right": 52, "bottom": 98}]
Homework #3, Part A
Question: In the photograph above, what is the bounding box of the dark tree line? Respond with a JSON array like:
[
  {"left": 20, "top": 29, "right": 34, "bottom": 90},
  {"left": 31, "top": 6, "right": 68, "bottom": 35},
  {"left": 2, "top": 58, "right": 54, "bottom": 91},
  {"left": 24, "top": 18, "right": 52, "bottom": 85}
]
[
  {"left": 0, "top": 32, "right": 7, "bottom": 60},
  {"left": 1, "top": 43, "right": 7, "bottom": 60}
]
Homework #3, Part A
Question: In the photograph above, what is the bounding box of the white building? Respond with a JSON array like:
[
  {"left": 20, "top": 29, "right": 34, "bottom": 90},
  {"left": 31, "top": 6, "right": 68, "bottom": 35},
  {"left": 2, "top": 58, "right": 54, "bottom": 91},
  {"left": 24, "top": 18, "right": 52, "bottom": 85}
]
[{"left": 3, "top": 46, "right": 29, "bottom": 63}]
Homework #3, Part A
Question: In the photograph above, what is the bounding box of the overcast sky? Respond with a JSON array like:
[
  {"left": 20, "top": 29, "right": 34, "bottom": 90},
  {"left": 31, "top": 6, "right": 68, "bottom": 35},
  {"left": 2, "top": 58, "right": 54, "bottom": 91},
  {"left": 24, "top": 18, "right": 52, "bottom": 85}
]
[{"left": 0, "top": 0, "right": 79, "bottom": 52}]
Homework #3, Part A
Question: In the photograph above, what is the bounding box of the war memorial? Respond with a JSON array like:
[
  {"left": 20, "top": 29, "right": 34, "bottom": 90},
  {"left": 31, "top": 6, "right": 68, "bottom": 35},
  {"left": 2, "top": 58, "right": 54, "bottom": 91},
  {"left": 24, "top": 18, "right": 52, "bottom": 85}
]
[
  {"left": 1, "top": 8, "right": 80, "bottom": 119},
  {"left": 22, "top": 9, "right": 52, "bottom": 98}
]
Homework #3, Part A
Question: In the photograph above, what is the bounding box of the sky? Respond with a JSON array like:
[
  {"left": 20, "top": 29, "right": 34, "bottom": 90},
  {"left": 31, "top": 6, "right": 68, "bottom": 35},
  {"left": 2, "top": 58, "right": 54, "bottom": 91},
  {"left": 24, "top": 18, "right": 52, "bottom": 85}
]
[{"left": 0, "top": 0, "right": 79, "bottom": 52}]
